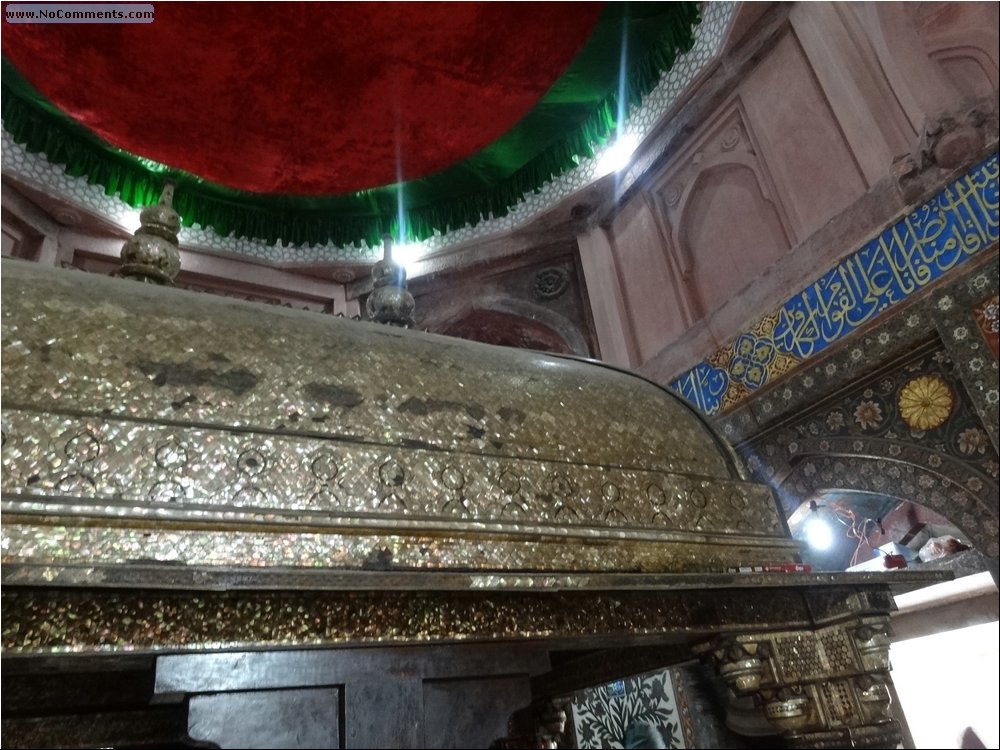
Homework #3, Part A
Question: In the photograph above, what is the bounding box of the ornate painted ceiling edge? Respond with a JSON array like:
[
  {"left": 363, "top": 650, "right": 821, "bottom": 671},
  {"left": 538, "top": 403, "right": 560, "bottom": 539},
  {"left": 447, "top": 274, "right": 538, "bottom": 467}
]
[
  {"left": 0, "top": 2, "right": 735, "bottom": 264},
  {"left": 716, "top": 257, "right": 1000, "bottom": 449},
  {"left": 670, "top": 152, "right": 1000, "bottom": 417}
]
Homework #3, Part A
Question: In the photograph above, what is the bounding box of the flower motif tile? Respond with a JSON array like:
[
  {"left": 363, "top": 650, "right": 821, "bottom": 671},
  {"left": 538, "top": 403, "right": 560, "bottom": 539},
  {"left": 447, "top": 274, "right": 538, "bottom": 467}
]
[
  {"left": 898, "top": 376, "right": 954, "bottom": 431},
  {"left": 972, "top": 293, "right": 999, "bottom": 360},
  {"left": 736, "top": 334, "right": 998, "bottom": 553}
]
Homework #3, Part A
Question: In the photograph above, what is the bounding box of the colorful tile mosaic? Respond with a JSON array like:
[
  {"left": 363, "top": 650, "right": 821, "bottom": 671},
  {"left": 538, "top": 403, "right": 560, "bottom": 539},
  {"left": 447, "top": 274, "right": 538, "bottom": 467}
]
[
  {"left": 671, "top": 152, "right": 1000, "bottom": 415},
  {"left": 715, "top": 256, "right": 999, "bottom": 450},
  {"left": 737, "top": 341, "right": 999, "bottom": 556},
  {"left": 973, "top": 293, "right": 999, "bottom": 360},
  {"left": 744, "top": 341, "right": 998, "bottom": 477}
]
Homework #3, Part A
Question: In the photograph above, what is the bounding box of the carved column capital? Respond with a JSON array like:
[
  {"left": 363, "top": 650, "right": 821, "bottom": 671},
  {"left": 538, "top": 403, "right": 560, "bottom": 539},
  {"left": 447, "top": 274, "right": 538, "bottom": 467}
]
[
  {"left": 702, "top": 637, "right": 771, "bottom": 694},
  {"left": 697, "top": 616, "right": 900, "bottom": 749}
]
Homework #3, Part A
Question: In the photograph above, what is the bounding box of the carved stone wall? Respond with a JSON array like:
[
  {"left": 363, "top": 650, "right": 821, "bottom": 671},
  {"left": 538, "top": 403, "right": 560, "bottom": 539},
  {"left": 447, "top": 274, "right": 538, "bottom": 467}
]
[
  {"left": 410, "top": 250, "right": 597, "bottom": 358},
  {"left": 581, "top": 0, "right": 999, "bottom": 386},
  {"left": 651, "top": 102, "right": 793, "bottom": 329}
]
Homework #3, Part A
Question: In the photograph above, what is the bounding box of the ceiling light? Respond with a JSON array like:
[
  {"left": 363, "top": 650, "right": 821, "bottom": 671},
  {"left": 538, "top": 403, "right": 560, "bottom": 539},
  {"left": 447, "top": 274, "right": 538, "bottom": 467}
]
[
  {"left": 595, "top": 134, "right": 638, "bottom": 176},
  {"left": 800, "top": 499, "right": 840, "bottom": 552},
  {"left": 804, "top": 515, "right": 835, "bottom": 551}
]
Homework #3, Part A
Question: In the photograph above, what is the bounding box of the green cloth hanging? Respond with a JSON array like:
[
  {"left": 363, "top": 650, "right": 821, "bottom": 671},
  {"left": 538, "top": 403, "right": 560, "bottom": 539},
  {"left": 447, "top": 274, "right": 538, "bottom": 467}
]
[{"left": 1, "top": 2, "right": 700, "bottom": 249}]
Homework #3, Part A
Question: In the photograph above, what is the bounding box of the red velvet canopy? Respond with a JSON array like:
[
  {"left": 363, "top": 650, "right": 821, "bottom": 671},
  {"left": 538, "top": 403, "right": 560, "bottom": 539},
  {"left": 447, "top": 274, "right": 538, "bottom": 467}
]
[{"left": 2, "top": 1, "right": 602, "bottom": 195}]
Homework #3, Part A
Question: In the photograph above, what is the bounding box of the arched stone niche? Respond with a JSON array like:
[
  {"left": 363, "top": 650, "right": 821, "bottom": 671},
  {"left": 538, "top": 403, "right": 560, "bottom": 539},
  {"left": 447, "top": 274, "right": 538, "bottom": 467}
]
[
  {"left": 652, "top": 103, "right": 793, "bottom": 323},
  {"left": 443, "top": 308, "right": 575, "bottom": 356},
  {"left": 429, "top": 296, "right": 590, "bottom": 357},
  {"left": 676, "top": 158, "right": 790, "bottom": 316},
  {"left": 856, "top": 1, "right": 998, "bottom": 127}
]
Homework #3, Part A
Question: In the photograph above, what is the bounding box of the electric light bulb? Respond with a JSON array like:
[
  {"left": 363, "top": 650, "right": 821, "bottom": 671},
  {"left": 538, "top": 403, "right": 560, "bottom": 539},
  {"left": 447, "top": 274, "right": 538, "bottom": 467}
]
[{"left": 805, "top": 516, "right": 835, "bottom": 551}]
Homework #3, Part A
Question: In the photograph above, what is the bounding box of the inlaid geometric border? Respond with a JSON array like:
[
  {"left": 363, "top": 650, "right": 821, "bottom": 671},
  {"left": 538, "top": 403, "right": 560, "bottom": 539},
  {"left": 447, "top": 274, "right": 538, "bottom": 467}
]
[
  {"left": 0, "top": 411, "right": 785, "bottom": 539},
  {"left": 0, "top": 582, "right": 895, "bottom": 655}
]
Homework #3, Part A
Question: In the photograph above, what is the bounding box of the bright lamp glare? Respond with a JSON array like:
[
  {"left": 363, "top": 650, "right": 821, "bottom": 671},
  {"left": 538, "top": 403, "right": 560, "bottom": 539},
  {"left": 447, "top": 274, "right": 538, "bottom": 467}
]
[
  {"left": 121, "top": 208, "right": 143, "bottom": 234},
  {"left": 804, "top": 517, "right": 835, "bottom": 551},
  {"left": 392, "top": 241, "right": 423, "bottom": 275},
  {"left": 596, "top": 134, "right": 638, "bottom": 176}
]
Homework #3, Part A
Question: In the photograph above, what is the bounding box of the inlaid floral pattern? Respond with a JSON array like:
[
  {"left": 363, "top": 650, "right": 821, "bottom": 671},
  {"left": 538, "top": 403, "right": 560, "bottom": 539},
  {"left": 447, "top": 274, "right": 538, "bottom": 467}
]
[
  {"left": 958, "top": 427, "right": 989, "bottom": 456},
  {"left": 853, "top": 401, "right": 883, "bottom": 430},
  {"left": 571, "top": 670, "right": 685, "bottom": 749},
  {"left": 898, "top": 375, "right": 954, "bottom": 431},
  {"left": 740, "top": 342, "right": 997, "bottom": 555},
  {"left": 972, "top": 294, "right": 999, "bottom": 360}
]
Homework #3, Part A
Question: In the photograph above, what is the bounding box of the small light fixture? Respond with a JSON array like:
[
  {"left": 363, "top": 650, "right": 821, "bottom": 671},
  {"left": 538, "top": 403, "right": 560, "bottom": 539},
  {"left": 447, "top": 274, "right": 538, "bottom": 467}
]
[{"left": 804, "top": 500, "right": 836, "bottom": 551}]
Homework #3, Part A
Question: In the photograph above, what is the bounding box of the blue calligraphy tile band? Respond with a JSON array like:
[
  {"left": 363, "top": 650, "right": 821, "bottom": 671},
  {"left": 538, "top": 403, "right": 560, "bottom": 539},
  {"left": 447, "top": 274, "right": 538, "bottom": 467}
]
[{"left": 672, "top": 152, "right": 999, "bottom": 415}]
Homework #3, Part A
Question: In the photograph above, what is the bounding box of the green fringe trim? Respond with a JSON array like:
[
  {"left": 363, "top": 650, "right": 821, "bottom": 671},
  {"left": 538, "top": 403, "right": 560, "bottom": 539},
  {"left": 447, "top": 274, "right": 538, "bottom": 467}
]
[{"left": 1, "top": 2, "right": 699, "bottom": 250}]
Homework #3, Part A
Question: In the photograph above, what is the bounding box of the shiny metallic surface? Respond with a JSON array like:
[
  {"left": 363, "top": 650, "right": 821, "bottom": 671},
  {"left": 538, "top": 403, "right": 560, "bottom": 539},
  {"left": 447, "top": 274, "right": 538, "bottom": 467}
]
[
  {"left": 1, "top": 576, "right": 914, "bottom": 655},
  {"left": 0, "top": 562, "right": 944, "bottom": 592},
  {"left": 764, "top": 695, "right": 810, "bottom": 725},
  {"left": 699, "top": 615, "right": 903, "bottom": 744},
  {"left": 2, "top": 260, "right": 731, "bottom": 475},
  {"left": 119, "top": 184, "right": 182, "bottom": 284},
  {"left": 0, "top": 521, "right": 794, "bottom": 575},
  {"left": 1, "top": 582, "right": 880, "bottom": 655},
  {"left": 0, "top": 411, "right": 782, "bottom": 535},
  {"left": 1, "top": 258, "right": 795, "bottom": 583}
]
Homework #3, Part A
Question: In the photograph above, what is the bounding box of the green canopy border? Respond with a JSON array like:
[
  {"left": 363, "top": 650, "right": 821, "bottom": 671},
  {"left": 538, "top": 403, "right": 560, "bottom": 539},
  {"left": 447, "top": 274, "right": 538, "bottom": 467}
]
[{"left": 1, "top": 3, "right": 699, "bottom": 249}]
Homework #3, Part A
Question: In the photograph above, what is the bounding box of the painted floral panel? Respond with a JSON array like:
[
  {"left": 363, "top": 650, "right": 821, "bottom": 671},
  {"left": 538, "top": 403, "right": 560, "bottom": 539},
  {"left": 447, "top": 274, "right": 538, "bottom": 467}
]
[{"left": 570, "top": 669, "right": 685, "bottom": 749}]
